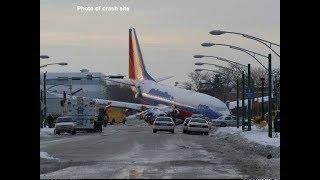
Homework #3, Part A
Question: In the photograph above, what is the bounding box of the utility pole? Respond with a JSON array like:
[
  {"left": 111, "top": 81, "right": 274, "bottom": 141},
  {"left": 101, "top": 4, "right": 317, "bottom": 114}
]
[
  {"left": 242, "top": 71, "right": 245, "bottom": 131},
  {"left": 236, "top": 75, "right": 239, "bottom": 128},
  {"left": 43, "top": 72, "right": 47, "bottom": 127},
  {"left": 268, "top": 54, "right": 272, "bottom": 138},
  {"left": 247, "top": 64, "right": 252, "bottom": 131},
  {"left": 261, "top": 77, "right": 265, "bottom": 119}
]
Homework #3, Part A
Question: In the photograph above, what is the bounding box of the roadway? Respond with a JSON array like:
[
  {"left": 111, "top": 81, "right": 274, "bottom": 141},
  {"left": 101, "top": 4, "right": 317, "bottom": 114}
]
[{"left": 40, "top": 118, "right": 280, "bottom": 179}]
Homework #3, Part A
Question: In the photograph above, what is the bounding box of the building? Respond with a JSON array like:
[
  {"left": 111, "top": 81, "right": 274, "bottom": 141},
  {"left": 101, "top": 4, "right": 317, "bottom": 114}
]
[{"left": 40, "top": 69, "right": 108, "bottom": 117}]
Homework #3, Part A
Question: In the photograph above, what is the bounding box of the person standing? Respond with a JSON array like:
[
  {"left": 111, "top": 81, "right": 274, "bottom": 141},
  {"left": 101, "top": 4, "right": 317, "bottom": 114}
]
[{"left": 47, "top": 114, "right": 54, "bottom": 128}]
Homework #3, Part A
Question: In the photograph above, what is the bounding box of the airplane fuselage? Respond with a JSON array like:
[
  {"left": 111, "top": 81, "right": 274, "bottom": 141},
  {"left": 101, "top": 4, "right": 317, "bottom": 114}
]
[{"left": 133, "top": 80, "right": 230, "bottom": 120}]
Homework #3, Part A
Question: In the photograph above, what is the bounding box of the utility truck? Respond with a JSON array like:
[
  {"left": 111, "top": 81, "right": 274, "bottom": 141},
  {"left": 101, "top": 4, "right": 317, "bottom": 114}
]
[{"left": 55, "top": 96, "right": 102, "bottom": 135}]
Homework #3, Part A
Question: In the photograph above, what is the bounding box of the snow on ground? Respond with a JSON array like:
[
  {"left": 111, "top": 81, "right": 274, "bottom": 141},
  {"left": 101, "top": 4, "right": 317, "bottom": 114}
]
[
  {"left": 126, "top": 115, "right": 149, "bottom": 127},
  {"left": 40, "top": 127, "right": 55, "bottom": 137},
  {"left": 40, "top": 151, "right": 59, "bottom": 160},
  {"left": 213, "top": 125, "right": 280, "bottom": 147}
]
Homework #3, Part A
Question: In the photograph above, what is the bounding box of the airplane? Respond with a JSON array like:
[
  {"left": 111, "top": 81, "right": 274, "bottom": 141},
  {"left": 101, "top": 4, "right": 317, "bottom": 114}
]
[
  {"left": 46, "top": 28, "right": 231, "bottom": 125},
  {"left": 106, "top": 28, "right": 231, "bottom": 121}
]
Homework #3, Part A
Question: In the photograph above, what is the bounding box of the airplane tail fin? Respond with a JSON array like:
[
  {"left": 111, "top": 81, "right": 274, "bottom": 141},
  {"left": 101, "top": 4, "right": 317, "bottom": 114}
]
[{"left": 129, "top": 28, "right": 155, "bottom": 81}]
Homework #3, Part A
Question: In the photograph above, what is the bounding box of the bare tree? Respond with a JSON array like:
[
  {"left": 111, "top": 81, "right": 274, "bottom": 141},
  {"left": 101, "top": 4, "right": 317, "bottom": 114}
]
[{"left": 187, "top": 66, "right": 280, "bottom": 102}]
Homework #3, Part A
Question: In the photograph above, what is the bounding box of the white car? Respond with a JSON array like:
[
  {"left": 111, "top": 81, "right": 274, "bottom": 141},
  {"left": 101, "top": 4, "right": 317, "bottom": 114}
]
[
  {"left": 182, "top": 118, "right": 209, "bottom": 135},
  {"left": 191, "top": 114, "right": 212, "bottom": 130},
  {"left": 212, "top": 115, "right": 248, "bottom": 127},
  {"left": 54, "top": 116, "right": 76, "bottom": 135},
  {"left": 152, "top": 117, "right": 175, "bottom": 133}
]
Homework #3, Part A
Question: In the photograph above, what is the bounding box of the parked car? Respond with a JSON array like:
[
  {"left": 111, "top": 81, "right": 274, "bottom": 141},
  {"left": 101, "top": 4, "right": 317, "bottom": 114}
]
[
  {"left": 152, "top": 117, "right": 175, "bottom": 133},
  {"left": 191, "top": 114, "right": 212, "bottom": 130},
  {"left": 54, "top": 116, "right": 76, "bottom": 135},
  {"left": 182, "top": 118, "right": 209, "bottom": 135},
  {"left": 212, "top": 115, "right": 248, "bottom": 127}
]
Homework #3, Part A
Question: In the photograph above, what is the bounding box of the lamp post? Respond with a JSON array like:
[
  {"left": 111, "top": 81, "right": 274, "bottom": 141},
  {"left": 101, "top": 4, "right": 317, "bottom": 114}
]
[
  {"left": 236, "top": 75, "right": 239, "bottom": 128},
  {"left": 40, "top": 62, "right": 68, "bottom": 68},
  {"left": 193, "top": 54, "right": 247, "bottom": 71},
  {"left": 242, "top": 71, "right": 245, "bottom": 131},
  {"left": 201, "top": 43, "right": 268, "bottom": 70},
  {"left": 209, "top": 30, "right": 280, "bottom": 57},
  {"left": 43, "top": 72, "right": 47, "bottom": 127},
  {"left": 201, "top": 42, "right": 274, "bottom": 136},
  {"left": 268, "top": 54, "right": 272, "bottom": 138},
  {"left": 247, "top": 64, "right": 252, "bottom": 131},
  {"left": 195, "top": 62, "right": 239, "bottom": 73}
]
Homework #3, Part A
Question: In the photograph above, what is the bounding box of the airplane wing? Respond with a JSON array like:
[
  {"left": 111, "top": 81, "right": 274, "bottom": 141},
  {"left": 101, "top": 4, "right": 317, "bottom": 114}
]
[
  {"left": 48, "top": 91, "right": 189, "bottom": 125},
  {"left": 228, "top": 96, "right": 269, "bottom": 109},
  {"left": 154, "top": 75, "right": 174, "bottom": 83},
  {"left": 48, "top": 91, "right": 155, "bottom": 111}
]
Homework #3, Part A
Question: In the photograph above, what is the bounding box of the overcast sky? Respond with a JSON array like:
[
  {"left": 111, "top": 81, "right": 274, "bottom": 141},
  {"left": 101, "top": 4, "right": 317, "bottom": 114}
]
[{"left": 40, "top": 0, "right": 280, "bottom": 85}]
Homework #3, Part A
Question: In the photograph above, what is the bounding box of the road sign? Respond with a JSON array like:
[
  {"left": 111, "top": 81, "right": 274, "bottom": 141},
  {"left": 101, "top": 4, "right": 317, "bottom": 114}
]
[
  {"left": 245, "top": 88, "right": 255, "bottom": 98},
  {"left": 245, "top": 88, "right": 253, "bottom": 93}
]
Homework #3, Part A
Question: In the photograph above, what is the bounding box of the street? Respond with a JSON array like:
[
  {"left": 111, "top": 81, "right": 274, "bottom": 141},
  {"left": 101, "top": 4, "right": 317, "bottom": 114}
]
[{"left": 40, "top": 118, "right": 280, "bottom": 179}]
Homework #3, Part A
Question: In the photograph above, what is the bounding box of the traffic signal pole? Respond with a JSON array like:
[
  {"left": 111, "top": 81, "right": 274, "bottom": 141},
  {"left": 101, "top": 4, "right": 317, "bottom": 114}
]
[
  {"left": 242, "top": 71, "right": 245, "bottom": 131},
  {"left": 261, "top": 77, "right": 265, "bottom": 119}
]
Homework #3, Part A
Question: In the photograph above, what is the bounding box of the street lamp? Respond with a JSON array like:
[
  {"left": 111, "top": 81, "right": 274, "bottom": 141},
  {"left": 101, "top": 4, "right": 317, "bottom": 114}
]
[
  {"left": 202, "top": 42, "right": 274, "bottom": 137},
  {"left": 209, "top": 30, "right": 280, "bottom": 57},
  {"left": 195, "top": 62, "right": 238, "bottom": 73},
  {"left": 201, "top": 43, "right": 268, "bottom": 70},
  {"left": 40, "top": 62, "right": 68, "bottom": 68},
  {"left": 40, "top": 55, "right": 50, "bottom": 59},
  {"left": 193, "top": 54, "right": 247, "bottom": 70}
]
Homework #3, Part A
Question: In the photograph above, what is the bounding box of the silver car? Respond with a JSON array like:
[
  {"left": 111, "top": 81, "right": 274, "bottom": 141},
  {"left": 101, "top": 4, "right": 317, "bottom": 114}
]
[
  {"left": 182, "top": 118, "right": 209, "bottom": 135},
  {"left": 152, "top": 117, "right": 175, "bottom": 133},
  {"left": 212, "top": 115, "right": 248, "bottom": 127}
]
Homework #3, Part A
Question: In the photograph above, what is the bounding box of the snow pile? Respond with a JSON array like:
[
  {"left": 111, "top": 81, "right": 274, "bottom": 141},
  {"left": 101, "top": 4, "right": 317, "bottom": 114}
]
[
  {"left": 126, "top": 115, "right": 149, "bottom": 127},
  {"left": 40, "top": 151, "right": 59, "bottom": 160},
  {"left": 214, "top": 125, "right": 280, "bottom": 147},
  {"left": 40, "top": 127, "right": 55, "bottom": 137}
]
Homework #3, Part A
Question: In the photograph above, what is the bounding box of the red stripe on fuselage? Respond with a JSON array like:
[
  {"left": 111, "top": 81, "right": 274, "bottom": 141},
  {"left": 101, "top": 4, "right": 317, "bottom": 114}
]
[
  {"left": 129, "top": 29, "right": 135, "bottom": 79},
  {"left": 178, "top": 109, "right": 193, "bottom": 120}
]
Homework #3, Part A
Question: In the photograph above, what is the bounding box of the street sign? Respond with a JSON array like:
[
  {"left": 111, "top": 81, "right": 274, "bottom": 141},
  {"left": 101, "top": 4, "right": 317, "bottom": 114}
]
[
  {"left": 245, "top": 88, "right": 255, "bottom": 98},
  {"left": 245, "top": 88, "right": 253, "bottom": 93}
]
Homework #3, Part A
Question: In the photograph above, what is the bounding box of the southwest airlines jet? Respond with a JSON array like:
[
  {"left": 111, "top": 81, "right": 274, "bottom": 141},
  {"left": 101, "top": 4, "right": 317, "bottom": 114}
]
[
  {"left": 49, "top": 28, "right": 231, "bottom": 121},
  {"left": 122, "top": 28, "right": 230, "bottom": 120}
]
